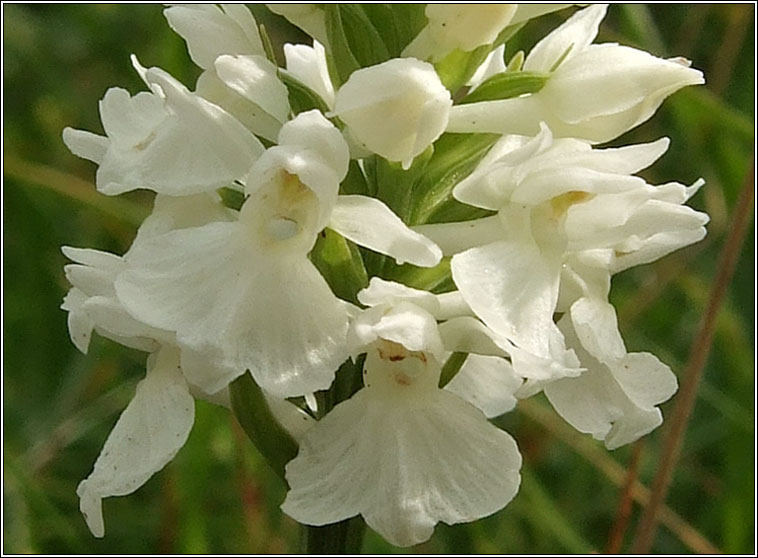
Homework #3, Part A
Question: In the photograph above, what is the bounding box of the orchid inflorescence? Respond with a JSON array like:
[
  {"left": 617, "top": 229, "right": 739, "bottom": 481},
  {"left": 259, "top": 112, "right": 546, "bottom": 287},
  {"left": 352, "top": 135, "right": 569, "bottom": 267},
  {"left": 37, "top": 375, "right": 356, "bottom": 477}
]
[{"left": 61, "top": 4, "right": 708, "bottom": 548}]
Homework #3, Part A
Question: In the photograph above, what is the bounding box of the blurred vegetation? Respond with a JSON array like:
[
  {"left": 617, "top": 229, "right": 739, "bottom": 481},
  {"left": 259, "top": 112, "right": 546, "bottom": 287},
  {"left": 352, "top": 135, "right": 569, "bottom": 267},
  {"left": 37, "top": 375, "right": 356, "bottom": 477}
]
[{"left": 3, "top": 4, "right": 754, "bottom": 554}]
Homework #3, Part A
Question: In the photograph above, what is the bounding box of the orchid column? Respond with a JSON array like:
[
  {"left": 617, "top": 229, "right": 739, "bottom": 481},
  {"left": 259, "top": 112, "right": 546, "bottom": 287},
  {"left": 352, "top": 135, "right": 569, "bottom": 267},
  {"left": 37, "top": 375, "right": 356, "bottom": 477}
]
[{"left": 60, "top": 4, "right": 707, "bottom": 553}]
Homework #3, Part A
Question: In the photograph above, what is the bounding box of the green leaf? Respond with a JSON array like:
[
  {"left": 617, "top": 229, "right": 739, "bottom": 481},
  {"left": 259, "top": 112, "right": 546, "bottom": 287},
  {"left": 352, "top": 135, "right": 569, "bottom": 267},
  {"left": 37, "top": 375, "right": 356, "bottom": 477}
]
[
  {"left": 387, "top": 257, "right": 454, "bottom": 294},
  {"left": 409, "top": 132, "right": 499, "bottom": 224},
  {"left": 324, "top": 6, "right": 360, "bottom": 86},
  {"left": 361, "top": 4, "right": 427, "bottom": 57},
  {"left": 310, "top": 228, "right": 369, "bottom": 304},
  {"left": 366, "top": 147, "right": 434, "bottom": 221},
  {"left": 439, "top": 352, "right": 468, "bottom": 387},
  {"left": 258, "top": 24, "right": 278, "bottom": 65},
  {"left": 324, "top": 5, "right": 390, "bottom": 85},
  {"left": 435, "top": 44, "right": 492, "bottom": 92},
  {"left": 340, "top": 160, "right": 370, "bottom": 196},
  {"left": 434, "top": 20, "right": 528, "bottom": 93},
  {"left": 218, "top": 186, "right": 245, "bottom": 211},
  {"left": 229, "top": 373, "right": 298, "bottom": 482},
  {"left": 334, "top": 5, "right": 389, "bottom": 67},
  {"left": 460, "top": 71, "right": 549, "bottom": 104}
]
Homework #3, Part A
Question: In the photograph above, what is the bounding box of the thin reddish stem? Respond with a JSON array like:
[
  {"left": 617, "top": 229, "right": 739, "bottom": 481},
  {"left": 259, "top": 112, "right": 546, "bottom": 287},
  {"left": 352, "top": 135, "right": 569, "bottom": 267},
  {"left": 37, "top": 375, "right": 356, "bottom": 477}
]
[
  {"left": 631, "top": 160, "right": 755, "bottom": 553},
  {"left": 605, "top": 441, "right": 644, "bottom": 553}
]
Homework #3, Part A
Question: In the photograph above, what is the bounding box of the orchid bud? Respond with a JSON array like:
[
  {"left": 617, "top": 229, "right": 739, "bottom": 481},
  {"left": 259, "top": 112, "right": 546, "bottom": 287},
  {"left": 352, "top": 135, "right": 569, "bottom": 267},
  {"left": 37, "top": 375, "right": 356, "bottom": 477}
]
[
  {"left": 331, "top": 58, "right": 452, "bottom": 169},
  {"left": 448, "top": 4, "right": 704, "bottom": 143}
]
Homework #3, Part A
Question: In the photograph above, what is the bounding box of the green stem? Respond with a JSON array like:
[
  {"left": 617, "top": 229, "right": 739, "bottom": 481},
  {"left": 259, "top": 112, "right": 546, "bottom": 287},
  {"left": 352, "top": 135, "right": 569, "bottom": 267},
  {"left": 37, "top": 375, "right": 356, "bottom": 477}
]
[{"left": 305, "top": 517, "right": 366, "bottom": 554}]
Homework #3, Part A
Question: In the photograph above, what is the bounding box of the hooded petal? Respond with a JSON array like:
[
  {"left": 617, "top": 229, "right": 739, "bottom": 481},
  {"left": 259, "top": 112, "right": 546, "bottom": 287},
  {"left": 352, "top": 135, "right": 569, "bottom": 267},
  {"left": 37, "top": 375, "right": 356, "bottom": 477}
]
[
  {"left": 77, "top": 347, "right": 194, "bottom": 537},
  {"left": 329, "top": 195, "right": 442, "bottom": 267}
]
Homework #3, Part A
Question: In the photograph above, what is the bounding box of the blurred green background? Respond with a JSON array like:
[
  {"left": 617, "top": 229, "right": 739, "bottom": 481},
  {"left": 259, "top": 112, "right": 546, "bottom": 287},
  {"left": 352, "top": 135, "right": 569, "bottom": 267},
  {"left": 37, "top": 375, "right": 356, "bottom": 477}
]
[{"left": 3, "top": 4, "right": 754, "bottom": 554}]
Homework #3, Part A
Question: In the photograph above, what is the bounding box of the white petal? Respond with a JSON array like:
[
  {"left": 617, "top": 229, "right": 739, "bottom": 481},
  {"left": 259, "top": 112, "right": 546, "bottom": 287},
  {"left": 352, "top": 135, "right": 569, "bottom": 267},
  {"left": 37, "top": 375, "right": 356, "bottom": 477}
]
[
  {"left": 332, "top": 58, "right": 451, "bottom": 166},
  {"left": 452, "top": 240, "right": 561, "bottom": 359},
  {"left": 446, "top": 89, "right": 544, "bottom": 136},
  {"left": 330, "top": 195, "right": 442, "bottom": 267},
  {"left": 544, "top": 314, "right": 667, "bottom": 449},
  {"left": 214, "top": 54, "right": 290, "bottom": 123},
  {"left": 435, "top": 291, "right": 475, "bottom": 320},
  {"left": 77, "top": 347, "right": 194, "bottom": 537},
  {"left": 164, "top": 4, "right": 263, "bottom": 70},
  {"left": 563, "top": 138, "right": 669, "bottom": 176},
  {"left": 61, "top": 288, "right": 93, "bottom": 354},
  {"left": 245, "top": 145, "right": 339, "bottom": 236},
  {"left": 523, "top": 4, "right": 607, "bottom": 72},
  {"left": 413, "top": 216, "right": 503, "bottom": 256},
  {"left": 570, "top": 297, "right": 627, "bottom": 361},
  {"left": 264, "top": 393, "right": 316, "bottom": 442},
  {"left": 83, "top": 296, "right": 164, "bottom": 353},
  {"left": 130, "top": 192, "right": 236, "bottom": 247},
  {"left": 97, "top": 69, "right": 264, "bottom": 196},
  {"left": 438, "top": 316, "right": 509, "bottom": 357},
  {"left": 423, "top": 4, "right": 518, "bottom": 53},
  {"left": 612, "top": 227, "right": 707, "bottom": 273},
  {"left": 178, "top": 344, "right": 244, "bottom": 396},
  {"left": 282, "top": 388, "right": 521, "bottom": 547},
  {"left": 357, "top": 277, "right": 440, "bottom": 315},
  {"left": 610, "top": 353, "right": 678, "bottom": 411},
  {"left": 467, "top": 45, "right": 506, "bottom": 90},
  {"left": 543, "top": 366, "right": 662, "bottom": 450},
  {"left": 64, "top": 264, "right": 117, "bottom": 298},
  {"left": 511, "top": 167, "right": 647, "bottom": 207},
  {"left": 116, "top": 222, "right": 349, "bottom": 398},
  {"left": 510, "top": 4, "right": 576, "bottom": 25},
  {"left": 446, "top": 354, "right": 523, "bottom": 418},
  {"left": 284, "top": 40, "right": 335, "bottom": 108},
  {"left": 266, "top": 4, "right": 328, "bottom": 45},
  {"left": 277, "top": 110, "right": 349, "bottom": 182},
  {"left": 350, "top": 302, "right": 444, "bottom": 360},
  {"left": 545, "top": 43, "right": 704, "bottom": 127},
  {"left": 61, "top": 246, "right": 122, "bottom": 271},
  {"left": 195, "top": 69, "right": 283, "bottom": 142},
  {"left": 62, "top": 128, "right": 108, "bottom": 164}
]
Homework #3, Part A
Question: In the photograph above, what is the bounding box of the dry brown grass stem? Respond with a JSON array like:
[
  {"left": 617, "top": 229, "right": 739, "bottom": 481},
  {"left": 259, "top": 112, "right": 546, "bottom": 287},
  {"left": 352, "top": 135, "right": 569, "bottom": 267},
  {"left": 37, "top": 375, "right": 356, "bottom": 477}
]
[{"left": 630, "top": 159, "right": 755, "bottom": 553}]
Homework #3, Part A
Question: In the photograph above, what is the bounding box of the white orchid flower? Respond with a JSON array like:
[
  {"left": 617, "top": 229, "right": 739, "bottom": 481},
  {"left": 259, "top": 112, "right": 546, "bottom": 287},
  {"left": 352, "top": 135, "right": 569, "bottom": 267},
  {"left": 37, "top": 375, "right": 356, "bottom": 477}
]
[
  {"left": 331, "top": 58, "right": 452, "bottom": 169},
  {"left": 62, "top": 192, "right": 263, "bottom": 537},
  {"left": 282, "top": 279, "right": 522, "bottom": 547},
  {"left": 164, "top": 4, "right": 290, "bottom": 143},
  {"left": 447, "top": 4, "right": 704, "bottom": 143},
  {"left": 62, "top": 63, "right": 264, "bottom": 196},
  {"left": 417, "top": 124, "right": 708, "bottom": 382},
  {"left": 113, "top": 111, "right": 440, "bottom": 398},
  {"left": 544, "top": 298, "right": 678, "bottom": 449}
]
